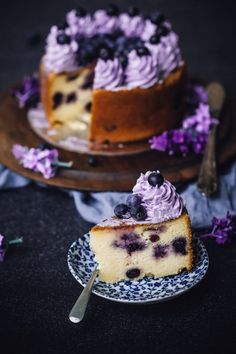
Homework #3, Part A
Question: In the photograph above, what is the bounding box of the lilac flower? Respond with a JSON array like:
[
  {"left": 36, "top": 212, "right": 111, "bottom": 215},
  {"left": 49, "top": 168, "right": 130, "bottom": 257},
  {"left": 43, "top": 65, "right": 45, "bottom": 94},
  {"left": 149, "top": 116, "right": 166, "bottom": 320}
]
[
  {"left": 11, "top": 75, "right": 40, "bottom": 108},
  {"left": 12, "top": 144, "right": 73, "bottom": 179},
  {"left": 0, "top": 234, "right": 23, "bottom": 262},
  {"left": 200, "top": 212, "right": 236, "bottom": 245},
  {"left": 150, "top": 84, "right": 217, "bottom": 156}
]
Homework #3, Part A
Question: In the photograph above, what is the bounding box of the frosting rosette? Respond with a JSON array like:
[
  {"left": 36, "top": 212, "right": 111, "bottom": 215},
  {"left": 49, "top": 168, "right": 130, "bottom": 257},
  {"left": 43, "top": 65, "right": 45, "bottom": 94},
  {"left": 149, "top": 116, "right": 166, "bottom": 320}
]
[
  {"left": 119, "top": 14, "right": 145, "bottom": 37},
  {"left": 147, "top": 31, "right": 182, "bottom": 82},
  {"left": 43, "top": 26, "right": 78, "bottom": 73},
  {"left": 132, "top": 171, "right": 184, "bottom": 222},
  {"left": 66, "top": 10, "right": 96, "bottom": 37},
  {"left": 93, "top": 58, "right": 124, "bottom": 90},
  {"left": 93, "top": 10, "right": 119, "bottom": 34},
  {"left": 125, "top": 50, "right": 158, "bottom": 89}
]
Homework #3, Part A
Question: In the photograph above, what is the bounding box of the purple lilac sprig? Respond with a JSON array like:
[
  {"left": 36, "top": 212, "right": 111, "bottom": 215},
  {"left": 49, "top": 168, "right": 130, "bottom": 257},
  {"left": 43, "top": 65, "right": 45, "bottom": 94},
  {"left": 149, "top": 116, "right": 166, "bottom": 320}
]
[
  {"left": 149, "top": 84, "right": 218, "bottom": 156},
  {"left": 11, "top": 75, "right": 40, "bottom": 109},
  {"left": 200, "top": 212, "right": 236, "bottom": 245},
  {"left": 0, "top": 234, "right": 23, "bottom": 262},
  {"left": 12, "top": 144, "right": 73, "bottom": 179}
]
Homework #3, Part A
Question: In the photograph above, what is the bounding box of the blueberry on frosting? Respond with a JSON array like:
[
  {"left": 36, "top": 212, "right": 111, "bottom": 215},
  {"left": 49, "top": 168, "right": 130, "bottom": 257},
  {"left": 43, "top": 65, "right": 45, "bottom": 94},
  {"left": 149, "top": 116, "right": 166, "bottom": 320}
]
[
  {"left": 147, "top": 172, "right": 164, "bottom": 187},
  {"left": 99, "top": 47, "right": 114, "bottom": 60},
  {"left": 127, "top": 6, "right": 140, "bottom": 17},
  {"left": 56, "top": 33, "right": 71, "bottom": 45},
  {"left": 130, "top": 205, "right": 147, "bottom": 221},
  {"left": 126, "top": 194, "right": 142, "bottom": 208},
  {"left": 150, "top": 34, "right": 160, "bottom": 44},
  {"left": 76, "top": 7, "right": 87, "bottom": 17},
  {"left": 106, "top": 4, "right": 120, "bottom": 16},
  {"left": 114, "top": 203, "right": 130, "bottom": 219},
  {"left": 136, "top": 46, "right": 150, "bottom": 56},
  {"left": 150, "top": 11, "right": 165, "bottom": 25}
]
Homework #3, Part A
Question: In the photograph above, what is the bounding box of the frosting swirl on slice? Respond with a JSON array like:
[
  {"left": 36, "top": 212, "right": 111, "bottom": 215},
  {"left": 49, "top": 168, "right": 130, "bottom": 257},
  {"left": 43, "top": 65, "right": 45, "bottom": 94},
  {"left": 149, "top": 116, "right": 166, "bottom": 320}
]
[
  {"left": 43, "top": 26, "right": 78, "bottom": 73},
  {"left": 93, "top": 58, "right": 124, "bottom": 90},
  {"left": 132, "top": 171, "right": 184, "bottom": 222},
  {"left": 125, "top": 49, "right": 158, "bottom": 89}
]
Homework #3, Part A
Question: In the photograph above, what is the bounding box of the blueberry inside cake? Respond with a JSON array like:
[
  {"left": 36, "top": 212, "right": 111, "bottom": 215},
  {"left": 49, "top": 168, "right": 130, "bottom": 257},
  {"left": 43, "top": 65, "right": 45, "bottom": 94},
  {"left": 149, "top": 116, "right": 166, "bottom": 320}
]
[
  {"left": 40, "top": 5, "right": 186, "bottom": 145},
  {"left": 90, "top": 171, "right": 193, "bottom": 283}
]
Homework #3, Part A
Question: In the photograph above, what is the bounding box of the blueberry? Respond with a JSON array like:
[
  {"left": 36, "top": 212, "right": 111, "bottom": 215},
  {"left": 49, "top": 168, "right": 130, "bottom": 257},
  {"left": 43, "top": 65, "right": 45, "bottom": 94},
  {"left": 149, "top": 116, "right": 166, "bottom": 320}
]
[
  {"left": 87, "top": 156, "right": 97, "bottom": 167},
  {"left": 114, "top": 203, "right": 130, "bottom": 219},
  {"left": 127, "top": 6, "right": 139, "bottom": 17},
  {"left": 106, "top": 4, "right": 119, "bottom": 16},
  {"left": 147, "top": 172, "right": 164, "bottom": 187},
  {"left": 126, "top": 268, "right": 141, "bottom": 279},
  {"left": 130, "top": 205, "right": 147, "bottom": 221},
  {"left": 126, "top": 194, "right": 142, "bottom": 208},
  {"left": 99, "top": 47, "right": 113, "bottom": 60},
  {"left": 66, "top": 92, "right": 77, "bottom": 103},
  {"left": 136, "top": 46, "right": 150, "bottom": 56},
  {"left": 76, "top": 7, "right": 87, "bottom": 17},
  {"left": 153, "top": 244, "right": 168, "bottom": 259},
  {"left": 157, "top": 25, "right": 169, "bottom": 37},
  {"left": 150, "top": 11, "right": 165, "bottom": 25},
  {"left": 56, "top": 33, "right": 71, "bottom": 45},
  {"left": 52, "top": 92, "right": 63, "bottom": 109},
  {"left": 150, "top": 34, "right": 160, "bottom": 44},
  {"left": 85, "top": 102, "right": 92, "bottom": 112},
  {"left": 150, "top": 234, "right": 160, "bottom": 243},
  {"left": 127, "top": 242, "right": 141, "bottom": 253},
  {"left": 118, "top": 53, "right": 128, "bottom": 68},
  {"left": 172, "top": 237, "right": 187, "bottom": 255}
]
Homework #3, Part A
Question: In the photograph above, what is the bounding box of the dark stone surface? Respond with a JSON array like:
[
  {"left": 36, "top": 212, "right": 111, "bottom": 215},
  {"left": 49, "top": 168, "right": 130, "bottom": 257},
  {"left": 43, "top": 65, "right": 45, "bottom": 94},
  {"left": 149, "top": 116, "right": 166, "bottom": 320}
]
[{"left": 0, "top": 1, "right": 236, "bottom": 353}]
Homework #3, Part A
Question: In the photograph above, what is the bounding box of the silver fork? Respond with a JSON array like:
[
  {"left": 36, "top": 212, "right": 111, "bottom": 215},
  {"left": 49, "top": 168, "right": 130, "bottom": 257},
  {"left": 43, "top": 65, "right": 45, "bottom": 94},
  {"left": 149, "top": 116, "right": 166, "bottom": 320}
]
[
  {"left": 69, "top": 267, "right": 99, "bottom": 323},
  {"left": 197, "top": 82, "right": 226, "bottom": 196}
]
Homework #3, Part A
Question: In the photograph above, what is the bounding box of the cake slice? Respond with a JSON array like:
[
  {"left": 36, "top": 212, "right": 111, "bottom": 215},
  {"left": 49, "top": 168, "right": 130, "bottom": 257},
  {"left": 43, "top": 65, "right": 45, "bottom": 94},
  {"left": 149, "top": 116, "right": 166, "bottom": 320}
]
[{"left": 90, "top": 171, "right": 193, "bottom": 283}]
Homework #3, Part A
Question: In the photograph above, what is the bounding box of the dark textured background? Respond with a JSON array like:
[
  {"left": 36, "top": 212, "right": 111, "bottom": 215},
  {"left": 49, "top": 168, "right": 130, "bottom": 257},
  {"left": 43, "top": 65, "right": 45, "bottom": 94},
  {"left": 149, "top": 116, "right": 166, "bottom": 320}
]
[{"left": 0, "top": 1, "right": 236, "bottom": 353}]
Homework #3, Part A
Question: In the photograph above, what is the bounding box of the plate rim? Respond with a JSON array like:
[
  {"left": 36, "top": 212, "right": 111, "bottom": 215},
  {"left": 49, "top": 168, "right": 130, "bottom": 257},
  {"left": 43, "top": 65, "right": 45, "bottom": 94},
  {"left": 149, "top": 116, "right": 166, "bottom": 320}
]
[{"left": 67, "top": 233, "right": 209, "bottom": 304}]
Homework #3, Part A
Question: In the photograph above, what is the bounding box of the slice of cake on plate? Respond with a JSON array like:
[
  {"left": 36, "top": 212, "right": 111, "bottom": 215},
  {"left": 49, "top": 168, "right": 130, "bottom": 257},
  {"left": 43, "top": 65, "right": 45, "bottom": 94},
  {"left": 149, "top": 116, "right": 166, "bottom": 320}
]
[{"left": 90, "top": 171, "right": 193, "bottom": 283}]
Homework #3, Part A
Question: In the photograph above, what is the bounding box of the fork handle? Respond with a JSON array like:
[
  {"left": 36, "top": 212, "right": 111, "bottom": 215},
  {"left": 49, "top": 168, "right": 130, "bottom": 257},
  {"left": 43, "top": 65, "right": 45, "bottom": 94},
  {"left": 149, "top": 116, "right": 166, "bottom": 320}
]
[{"left": 197, "top": 122, "right": 218, "bottom": 196}]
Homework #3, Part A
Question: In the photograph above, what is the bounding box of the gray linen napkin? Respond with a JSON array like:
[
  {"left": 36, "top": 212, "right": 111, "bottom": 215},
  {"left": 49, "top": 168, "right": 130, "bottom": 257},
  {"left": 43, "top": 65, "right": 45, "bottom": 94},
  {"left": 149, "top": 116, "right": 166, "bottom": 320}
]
[{"left": 0, "top": 162, "right": 236, "bottom": 228}]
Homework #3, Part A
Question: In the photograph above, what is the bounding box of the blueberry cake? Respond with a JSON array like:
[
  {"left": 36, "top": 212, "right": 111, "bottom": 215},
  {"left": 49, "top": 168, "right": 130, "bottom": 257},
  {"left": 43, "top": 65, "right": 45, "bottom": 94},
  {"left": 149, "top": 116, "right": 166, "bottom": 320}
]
[
  {"left": 40, "top": 5, "right": 186, "bottom": 145},
  {"left": 90, "top": 171, "right": 193, "bottom": 283}
]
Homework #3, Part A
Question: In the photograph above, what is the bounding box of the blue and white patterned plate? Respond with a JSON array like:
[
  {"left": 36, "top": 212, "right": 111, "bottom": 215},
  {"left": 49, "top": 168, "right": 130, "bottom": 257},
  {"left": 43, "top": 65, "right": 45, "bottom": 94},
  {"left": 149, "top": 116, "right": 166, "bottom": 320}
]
[{"left": 67, "top": 233, "right": 209, "bottom": 304}]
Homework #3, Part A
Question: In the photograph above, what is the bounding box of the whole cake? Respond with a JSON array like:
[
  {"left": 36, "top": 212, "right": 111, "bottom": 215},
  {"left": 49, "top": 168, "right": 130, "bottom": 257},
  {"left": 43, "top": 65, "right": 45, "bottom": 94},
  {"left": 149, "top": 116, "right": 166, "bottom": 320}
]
[
  {"left": 90, "top": 171, "right": 193, "bottom": 283},
  {"left": 40, "top": 5, "right": 186, "bottom": 145}
]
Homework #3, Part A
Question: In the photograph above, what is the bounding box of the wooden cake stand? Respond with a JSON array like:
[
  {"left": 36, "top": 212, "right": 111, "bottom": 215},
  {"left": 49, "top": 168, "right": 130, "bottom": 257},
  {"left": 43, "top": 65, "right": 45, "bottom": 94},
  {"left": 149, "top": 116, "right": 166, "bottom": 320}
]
[{"left": 0, "top": 89, "right": 235, "bottom": 191}]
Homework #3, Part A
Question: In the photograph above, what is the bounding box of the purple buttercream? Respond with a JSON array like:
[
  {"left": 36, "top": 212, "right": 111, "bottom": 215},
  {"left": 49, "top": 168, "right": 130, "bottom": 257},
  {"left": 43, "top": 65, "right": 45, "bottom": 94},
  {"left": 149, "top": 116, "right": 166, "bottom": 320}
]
[
  {"left": 147, "top": 31, "right": 182, "bottom": 81},
  {"left": 93, "top": 58, "right": 124, "bottom": 90},
  {"left": 119, "top": 13, "right": 145, "bottom": 37},
  {"left": 125, "top": 50, "right": 158, "bottom": 89},
  {"left": 93, "top": 9, "right": 119, "bottom": 34},
  {"left": 43, "top": 26, "right": 78, "bottom": 73},
  {"left": 132, "top": 171, "right": 184, "bottom": 222},
  {"left": 66, "top": 10, "right": 96, "bottom": 37}
]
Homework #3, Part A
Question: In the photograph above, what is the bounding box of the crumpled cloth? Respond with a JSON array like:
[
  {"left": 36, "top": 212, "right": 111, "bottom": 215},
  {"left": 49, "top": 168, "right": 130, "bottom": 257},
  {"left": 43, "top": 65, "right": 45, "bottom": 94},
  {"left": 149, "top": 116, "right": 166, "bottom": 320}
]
[{"left": 1, "top": 162, "right": 236, "bottom": 228}]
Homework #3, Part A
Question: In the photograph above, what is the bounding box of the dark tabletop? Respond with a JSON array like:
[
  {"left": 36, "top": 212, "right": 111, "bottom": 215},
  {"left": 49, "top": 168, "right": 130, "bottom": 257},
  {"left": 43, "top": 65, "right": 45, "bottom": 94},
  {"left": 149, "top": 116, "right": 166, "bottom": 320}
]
[{"left": 0, "top": 1, "right": 236, "bottom": 353}]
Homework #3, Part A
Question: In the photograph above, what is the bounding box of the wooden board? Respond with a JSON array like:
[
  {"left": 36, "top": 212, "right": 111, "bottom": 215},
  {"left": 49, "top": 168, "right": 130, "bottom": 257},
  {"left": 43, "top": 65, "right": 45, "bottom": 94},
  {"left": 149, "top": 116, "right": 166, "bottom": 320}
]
[{"left": 0, "top": 90, "right": 235, "bottom": 191}]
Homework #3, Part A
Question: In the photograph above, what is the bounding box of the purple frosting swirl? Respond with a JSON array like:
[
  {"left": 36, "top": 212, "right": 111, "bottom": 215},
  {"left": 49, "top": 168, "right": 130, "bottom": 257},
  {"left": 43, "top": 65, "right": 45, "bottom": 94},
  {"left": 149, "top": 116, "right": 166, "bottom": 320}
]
[
  {"left": 147, "top": 31, "right": 183, "bottom": 81},
  {"left": 93, "top": 58, "right": 124, "bottom": 90},
  {"left": 66, "top": 10, "right": 96, "bottom": 37},
  {"left": 119, "top": 14, "right": 145, "bottom": 37},
  {"left": 132, "top": 171, "right": 184, "bottom": 222},
  {"left": 125, "top": 50, "right": 158, "bottom": 89},
  {"left": 93, "top": 10, "right": 119, "bottom": 34},
  {"left": 43, "top": 26, "right": 78, "bottom": 73}
]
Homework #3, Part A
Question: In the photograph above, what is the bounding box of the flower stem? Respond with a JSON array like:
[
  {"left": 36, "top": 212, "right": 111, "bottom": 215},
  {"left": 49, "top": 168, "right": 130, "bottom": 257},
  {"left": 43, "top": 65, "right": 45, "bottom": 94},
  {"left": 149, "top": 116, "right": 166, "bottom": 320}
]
[
  {"left": 53, "top": 160, "right": 73, "bottom": 168},
  {"left": 8, "top": 237, "right": 23, "bottom": 245}
]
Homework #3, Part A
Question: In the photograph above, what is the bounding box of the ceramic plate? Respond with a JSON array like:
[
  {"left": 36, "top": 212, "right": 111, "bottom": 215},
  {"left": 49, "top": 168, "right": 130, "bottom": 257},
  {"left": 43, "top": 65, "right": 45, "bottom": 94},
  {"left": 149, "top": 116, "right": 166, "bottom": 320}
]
[{"left": 67, "top": 233, "right": 209, "bottom": 304}]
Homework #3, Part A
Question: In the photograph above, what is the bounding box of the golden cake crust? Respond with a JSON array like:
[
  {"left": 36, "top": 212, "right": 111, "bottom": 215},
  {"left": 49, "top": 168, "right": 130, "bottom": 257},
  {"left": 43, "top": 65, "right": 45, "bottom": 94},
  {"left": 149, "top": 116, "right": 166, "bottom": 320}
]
[{"left": 89, "top": 64, "right": 187, "bottom": 143}]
